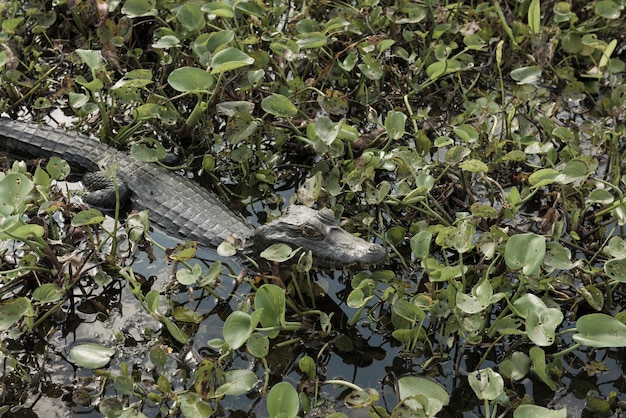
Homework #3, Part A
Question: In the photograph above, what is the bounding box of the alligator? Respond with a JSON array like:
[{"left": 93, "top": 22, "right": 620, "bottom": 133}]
[{"left": 0, "top": 118, "right": 386, "bottom": 268}]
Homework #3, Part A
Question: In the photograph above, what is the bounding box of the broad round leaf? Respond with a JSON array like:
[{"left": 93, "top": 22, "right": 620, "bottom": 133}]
[
  {"left": 69, "top": 343, "right": 116, "bottom": 369},
  {"left": 504, "top": 233, "right": 546, "bottom": 276},
  {"left": 468, "top": 368, "right": 504, "bottom": 401},
  {"left": 573, "top": 313, "right": 626, "bottom": 347},
  {"left": 168, "top": 67, "right": 214, "bottom": 92},
  {"left": 210, "top": 47, "right": 254, "bottom": 74},
  {"left": 223, "top": 311, "right": 253, "bottom": 350},
  {"left": 267, "top": 382, "right": 299, "bottom": 418},
  {"left": 514, "top": 405, "right": 567, "bottom": 418},
  {"left": 261, "top": 94, "right": 298, "bottom": 117},
  {"left": 0, "top": 297, "right": 32, "bottom": 331}
]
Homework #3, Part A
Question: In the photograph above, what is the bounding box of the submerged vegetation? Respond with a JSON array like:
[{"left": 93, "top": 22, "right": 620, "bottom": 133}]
[{"left": 1, "top": 0, "right": 626, "bottom": 416}]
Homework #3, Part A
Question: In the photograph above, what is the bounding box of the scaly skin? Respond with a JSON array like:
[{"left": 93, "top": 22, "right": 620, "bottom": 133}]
[{"left": 0, "top": 118, "right": 386, "bottom": 267}]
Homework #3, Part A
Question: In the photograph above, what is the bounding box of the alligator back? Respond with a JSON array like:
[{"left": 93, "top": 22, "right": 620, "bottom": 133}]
[{"left": 0, "top": 118, "right": 254, "bottom": 247}]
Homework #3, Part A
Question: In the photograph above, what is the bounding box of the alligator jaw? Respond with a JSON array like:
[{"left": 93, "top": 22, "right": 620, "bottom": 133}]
[{"left": 250, "top": 206, "right": 386, "bottom": 269}]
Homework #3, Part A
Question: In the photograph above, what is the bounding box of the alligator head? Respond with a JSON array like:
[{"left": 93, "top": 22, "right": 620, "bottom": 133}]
[{"left": 248, "top": 206, "right": 386, "bottom": 268}]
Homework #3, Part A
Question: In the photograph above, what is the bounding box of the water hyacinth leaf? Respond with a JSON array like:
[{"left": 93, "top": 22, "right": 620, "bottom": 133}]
[
  {"left": 130, "top": 138, "right": 167, "bottom": 162},
  {"left": 505, "top": 233, "right": 546, "bottom": 276},
  {"left": 393, "top": 300, "right": 425, "bottom": 323},
  {"left": 32, "top": 283, "right": 64, "bottom": 304},
  {"left": 69, "top": 343, "right": 115, "bottom": 369},
  {"left": 0, "top": 173, "right": 33, "bottom": 216},
  {"left": 357, "top": 54, "right": 383, "bottom": 80},
  {"left": 528, "top": 0, "right": 541, "bottom": 34},
  {"left": 121, "top": 0, "right": 157, "bottom": 17},
  {"left": 573, "top": 313, "right": 626, "bottom": 347},
  {"left": 214, "top": 369, "right": 258, "bottom": 397},
  {"left": 160, "top": 315, "right": 191, "bottom": 344},
  {"left": 260, "top": 243, "right": 298, "bottom": 262},
  {"left": 153, "top": 35, "right": 181, "bottom": 48},
  {"left": 528, "top": 168, "right": 559, "bottom": 187},
  {"left": 607, "top": 236, "right": 626, "bottom": 258},
  {"left": 544, "top": 242, "right": 578, "bottom": 270},
  {"left": 578, "top": 285, "right": 604, "bottom": 311},
  {"left": 76, "top": 49, "right": 104, "bottom": 72},
  {"left": 247, "top": 333, "right": 269, "bottom": 358},
  {"left": 0, "top": 297, "right": 32, "bottom": 331},
  {"left": 454, "top": 124, "right": 479, "bottom": 143},
  {"left": 177, "top": 2, "right": 205, "bottom": 32},
  {"left": 179, "top": 392, "right": 213, "bottom": 418},
  {"left": 587, "top": 188, "right": 614, "bottom": 204},
  {"left": 296, "top": 32, "right": 327, "bottom": 49},
  {"left": 396, "top": 376, "right": 449, "bottom": 415},
  {"left": 168, "top": 67, "right": 214, "bottom": 92},
  {"left": 604, "top": 257, "right": 626, "bottom": 283},
  {"left": 525, "top": 308, "right": 563, "bottom": 346},
  {"left": 176, "top": 263, "right": 202, "bottom": 285},
  {"left": 267, "top": 382, "right": 299, "bottom": 418},
  {"left": 510, "top": 66, "right": 542, "bottom": 84},
  {"left": 344, "top": 388, "right": 379, "bottom": 408},
  {"left": 314, "top": 116, "right": 342, "bottom": 145},
  {"left": 459, "top": 159, "right": 489, "bottom": 173},
  {"left": 385, "top": 110, "right": 407, "bottom": 140},
  {"left": 410, "top": 231, "right": 432, "bottom": 259},
  {"left": 68, "top": 92, "right": 88, "bottom": 108},
  {"left": 298, "top": 355, "right": 316, "bottom": 379},
  {"left": 595, "top": 0, "right": 622, "bottom": 19},
  {"left": 529, "top": 347, "right": 557, "bottom": 390},
  {"left": 499, "top": 351, "right": 531, "bottom": 381},
  {"left": 210, "top": 47, "right": 255, "bottom": 74},
  {"left": 255, "top": 284, "right": 286, "bottom": 335},
  {"left": 456, "top": 279, "right": 503, "bottom": 314},
  {"left": 261, "top": 93, "right": 298, "bottom": 117},
  {"left": 201, "top": 2, "right": 234, "bottom": 18},
  {"left": 514, "top": 405, "right": 567, "bottom": 418},
  {"left": 72, "top": 209, "right": 105, "bottom": 226},
  {"left": 468, "top": 368, "right": 504, "bottom": 401},
  {"left": 223, "top": 311, "right": 253, "bottom": 350},
  {"left": 426, "top": 59, "right": 462, "bottom": 80}
]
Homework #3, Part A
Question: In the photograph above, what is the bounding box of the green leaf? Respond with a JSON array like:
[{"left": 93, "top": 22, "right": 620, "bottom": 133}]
[
  {"left": 426, "top": 59, "right": 462, "bottom": 80},
  {"left": 255, "top": 284, "right": 286, "bottom": 337},
  {"left": 504, "top": 233, "right": 546, "bottom": 276},
  {"left": 514, "top": 405, "right": 567, "bottom": 418},
  {"left": 210, "top": 47, "right": 255, "bottom": 74},
  {"left": 261, "top": 94, "right": 298, "bottom": 117},
  {"left": 177, "top": 2, "right": 205, "bottom": 32},
  {"left": 72, "top": 209, "right": 105, "bottom": 226},
  {"left": 223, "top": 311, "right": 253, "bottom": 350},
  {"left": 529, "top": 347, "right": 557, "bottom": 390},
  {"left": 396, "top": 376, "right": 449, "bottom": 415},
  {"left": 573, "top": 313, "right": 626, "bottom": 347},
  {"left": 0, "top": 297, "right": 32, "bottom": 331},
  {"left": 0, "top": 173, "right": 33, "bottom": 216},
  {"left": 168, "top": 67, "right": 214, "bottom": 92},
  {"left": 468, "top": 368, "right": 505, "bottom": 401},
  {"left": 267, "top": 382, "right": 299, "bottom": 418},
  {"left": 214, "top": 369, "right": 258, "bottom": 397},
  {"left": 528, "top": 0, "right": 541, "bottom": 34},
  {"left": 76, "top": 49, "right": 104, "bottom": 71},
  {"left": 510, "top": 66, "right": 542, "bottom": 84},
  {"left": 384, "top": 110, "right": 407, "bottom": 140},
  {"left": 121, "top": 0, "right": 157, "bottom": 17},
  {"left": 69, "top": 343, "right": 115, "bottom": 369},
  {"left": 295, "top": 32, "right": 327, "bottom": 49},
  {"left": 247, "top": 333, "right": 269, "bottom": 358},
  {"left": 32, "top": 283, "right": 65, "bottom": 304},
  {"left": 260, "top": 243, "right": 298, "bottom": 262},
  {"left": 459, "top": 159, "right": 489, "bottom": 173},
  {"left": 410, "top": 231, "right": 432, "bottom": 259},
  {"left": 499, "top": 352, "right": 531, "bottom": 381},
  {"left": 179, "top": 392, "right": 214, "bottom": 418},
  {"left": 594, "top": 0, "right": 622, "bottom": 19}
]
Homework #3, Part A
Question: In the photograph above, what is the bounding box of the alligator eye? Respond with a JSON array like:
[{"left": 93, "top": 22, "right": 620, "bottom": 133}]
[{"left": 301, "top": 224, "right": 322, "bottom": 237}]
